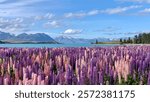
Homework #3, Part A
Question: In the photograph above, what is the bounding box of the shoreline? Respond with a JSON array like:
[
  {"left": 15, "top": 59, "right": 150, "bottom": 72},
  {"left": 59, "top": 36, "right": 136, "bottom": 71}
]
[{"left": 125, "top": 44, "right": 150, "bottom": 46}]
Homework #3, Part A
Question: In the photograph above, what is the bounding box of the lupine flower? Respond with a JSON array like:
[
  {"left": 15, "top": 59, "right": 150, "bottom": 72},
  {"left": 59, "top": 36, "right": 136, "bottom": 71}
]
[{"left": 0, "top": 46, "right": 150, "bottom": 85}]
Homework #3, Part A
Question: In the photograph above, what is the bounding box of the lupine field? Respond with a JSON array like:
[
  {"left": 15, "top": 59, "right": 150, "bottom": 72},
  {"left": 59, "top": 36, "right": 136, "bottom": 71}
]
[{"left": 0, "top": 46, "right": 150, "bottom": 85}]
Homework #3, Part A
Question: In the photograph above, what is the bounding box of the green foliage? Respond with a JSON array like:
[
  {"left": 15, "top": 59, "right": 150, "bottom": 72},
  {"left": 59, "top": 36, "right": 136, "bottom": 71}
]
[
  {"left": 120, "top": 38, "right": 123, "bottom": 44},
  {"left": 0, "top": 58, "right": 2, "bottom": 64},
  {"left": 103, "top": 74, "right": 110, "bottom": 85},
  {"left": 120, "top": 33, "right": 150, "bottom": 44},
  {"left": 121, "top": 37, "right": 133, "bottom": 44},
  {"left": 118, "top": 75, "right": 138, "bottom": 85},
  {"left": 96, "top": 40, "right": 98, "bottom": 44}
]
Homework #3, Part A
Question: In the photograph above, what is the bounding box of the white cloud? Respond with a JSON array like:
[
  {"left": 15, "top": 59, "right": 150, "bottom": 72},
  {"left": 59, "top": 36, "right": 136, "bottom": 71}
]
[
  {"left": 0, "top": 17, "right": 30, "bottom": 33},
  {"left": 44, "top": 20, "right": 61, "bottom": 28},
  {"left": 34, "top": 16, "right": 43, "bottom": 20},
  {"left": 64, "top": 12, "right": 86, "bottom": 18},
  {"left": 135, "top": 8, "right": 150, "bottom": 15},
  {"left": 0, "top": 0, "right": 44, "bottom": 17},
  {"left": 34, "top": 13, "right": 55, "bottom": 21},
  {"left": 64, "top": 5, "right": 142, "bottom": 18},
  {"left": 0, "top": 0, "right": 44, "bottom": 7},
  {"left": 100, "top": 5, "right": 142, "bottom": 14},
  {"left": 64, "top": 10, "right": 100, "bottom": 18},
  {"left": 118, "top": 0, "right": 150, "bottom": 3},
  {"left": 49, "top": 21, "right": 60, "bottom": 27},
  {"left": 87, "top": 10, "right": 99, "bottom": 16},
  {"left": 63, "top": 29, "right": 82, "bottom": 34},
  {"left": 113, "top": 31, "right": 150, "bottom": 35},
  {"left": 140, "top": 8, "right": 150, "bottom": 13},
  {"left": 96, "top": 27, "right": 121, "bottom": 32},
  {"left": 44, "top": 13, "right": 55, "bottom": 19}
]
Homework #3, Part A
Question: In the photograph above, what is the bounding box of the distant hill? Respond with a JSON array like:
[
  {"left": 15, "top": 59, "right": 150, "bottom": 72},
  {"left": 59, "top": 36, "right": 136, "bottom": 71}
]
[
  {"left": 0, "top": 31, "right": 57, "bottom": 44},
  {"left": 0, "top": 40, "right": 5, "bottom": 44},
  {"left": 0, "top": 31, "right": 14, "bottom": 40},
  {"left": 55, "top": 36, "right": 111, "bottom": 44},
  {"left": 0, "top": 31, "right": 124, "bottom": 44},
  {"left": 55, "top": 36, "right": 90, "bottom": 44}
]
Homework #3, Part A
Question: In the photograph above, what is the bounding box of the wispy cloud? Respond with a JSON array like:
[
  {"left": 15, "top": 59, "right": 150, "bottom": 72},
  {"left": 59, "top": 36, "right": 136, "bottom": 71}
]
[
  {"left": 34, "top": 13, "right": 55, "bottom": 21},
  {"left": 107, "top": 31, "right": 150, "bottom": 36},
  {"left": 131, "top": 8, "right": 150, "bottom": 15},
  {"left": 140, "top": 8, "right": 150, "bottom": 13},
  {"left": 0, "top": 17, "right": 30, "bottom": 34},
  {"left": 118, "top": 0, "right": 150, "bottom": 3},
  {"left": 62, "top": 29, "right": 83, "bottom": 35},
  {"left": 44, "top": 20, "right": 61, "bottom": 28},
  {"left": 114, "top": 32, "right": 139, "bottom": 35},
  {"left": 64, "top": 12, "right": 86, "bottom": 18},
  {"left": 64, "top": 5, "right": 142, "bottom": 18},
  {"left": 0, "top": 0, "right": 44, "bottom": 6},
  {"left": 100, "top": 5, "right": 141, "bottom": 14},
  {"left": 0, "top": 0, "right": 44, "bottom": 17},
  {"left": 95, "top": 27, "right": 121, "bottom": 32},
  {"left": 87, "top": 10, "right": 99, "bottom": 16}
]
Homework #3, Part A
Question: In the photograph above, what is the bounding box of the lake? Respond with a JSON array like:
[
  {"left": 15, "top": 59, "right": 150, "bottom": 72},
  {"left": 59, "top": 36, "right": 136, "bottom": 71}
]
[{"left": 0, "top": 43, "right": 120, "bottom": 48}]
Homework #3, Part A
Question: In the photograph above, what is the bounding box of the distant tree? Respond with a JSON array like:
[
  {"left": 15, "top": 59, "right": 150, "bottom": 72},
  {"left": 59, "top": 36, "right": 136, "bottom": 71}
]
[
  {"left": 127, "top": 38, "right": 129, "bottom": 43},
  {"left": 123, "top": 39, "right": 127, "bottom": 44},
  {"left": 120, "top": 38, "right": 123, "bottom": 44},
  {"left": 132, "top": 33, "right": 150, "bottom": 44},
  {"left": 134, "top": 35, "right": 138, "bottom": 44},
  {"left": 138, "top": 34, "right": 142, "bottom": 43},
  {"left": 130, "top": 39, "right": 133, "bottom": 44},
  {"left": 127, "top": 37, "right": 132, "bottom": 44},
  {"left": 96, "top": 40, "right": 98, "bottom": 44},
  {"left": 142, "top": 33, "right": 146, "bottom": 43}
]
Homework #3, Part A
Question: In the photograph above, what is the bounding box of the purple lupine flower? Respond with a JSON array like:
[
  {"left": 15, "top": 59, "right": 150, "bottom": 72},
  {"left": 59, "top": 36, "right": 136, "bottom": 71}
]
[
  {"left": 99, "top": 70, "right": 104, "bottom": 85},
  {"left": 109, "top": 69, "right": 114, "bottom": 85},
  {"left": 66, "top": 65, "right": 72, "bottom": 85},
  {"left": 0, "top": 46, "right": 150, "bottom": 85}
]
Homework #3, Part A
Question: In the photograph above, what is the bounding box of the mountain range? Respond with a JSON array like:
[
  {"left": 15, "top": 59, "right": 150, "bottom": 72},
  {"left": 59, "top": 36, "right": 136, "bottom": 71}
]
[
  {"left": 0, "top": 31, "right": 119, "bottom": 44},
  {"left": 54, "top": 36, "right": 112, "bottom": 44},
  {"left": 0, "top": 31, "right": 56, "bottom": 43}
]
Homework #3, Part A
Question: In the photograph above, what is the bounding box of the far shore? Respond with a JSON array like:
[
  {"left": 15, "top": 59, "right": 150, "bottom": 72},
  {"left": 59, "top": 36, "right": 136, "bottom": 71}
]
[
  {"left": 125, "top": 44, "right": 150, "bottom": 46},
  {"left": 93, "top": 43, "right": 150, "bottom": 46}
]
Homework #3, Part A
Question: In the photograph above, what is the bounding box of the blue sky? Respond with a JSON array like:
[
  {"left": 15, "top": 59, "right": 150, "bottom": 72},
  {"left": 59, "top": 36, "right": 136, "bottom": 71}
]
[{"left": 0, "top": 0, "right": 150, "bottom": 39}]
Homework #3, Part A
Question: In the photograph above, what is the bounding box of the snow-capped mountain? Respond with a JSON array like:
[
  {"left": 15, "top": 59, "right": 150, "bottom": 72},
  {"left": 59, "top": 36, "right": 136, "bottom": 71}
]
[{"left": 54, "top": 36, "right": 111, "bottom": 44}]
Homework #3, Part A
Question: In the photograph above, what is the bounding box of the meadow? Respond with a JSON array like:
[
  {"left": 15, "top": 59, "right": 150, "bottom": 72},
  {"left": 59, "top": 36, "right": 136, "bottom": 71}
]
[{"left": 0, "top": 46, "right": 150, "bottom": 85}]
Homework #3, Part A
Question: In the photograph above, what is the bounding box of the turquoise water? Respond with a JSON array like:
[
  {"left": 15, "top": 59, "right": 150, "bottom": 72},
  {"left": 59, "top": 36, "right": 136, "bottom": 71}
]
[{"left": 0, "top": 43, "right": 120, "bottom": 48}]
